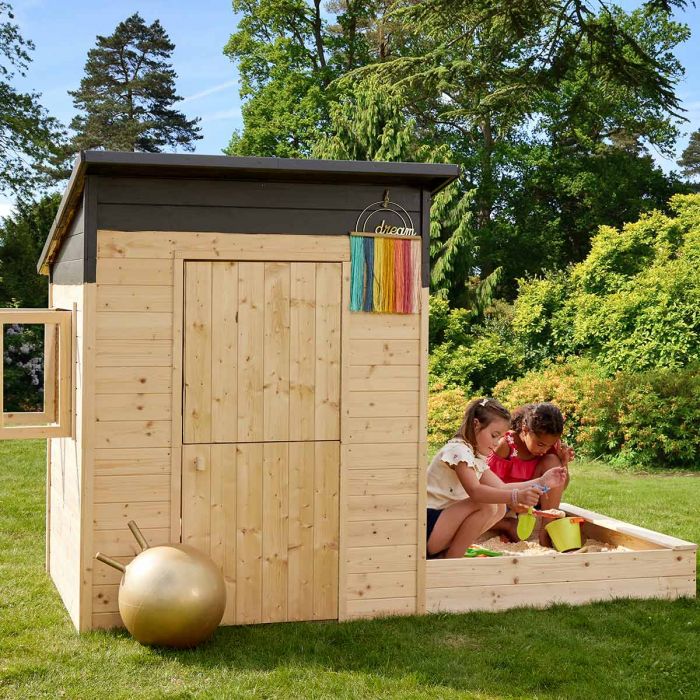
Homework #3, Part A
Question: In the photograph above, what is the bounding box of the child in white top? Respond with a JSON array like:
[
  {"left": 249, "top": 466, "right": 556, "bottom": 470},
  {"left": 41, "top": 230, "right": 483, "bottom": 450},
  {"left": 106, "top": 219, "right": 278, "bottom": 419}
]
[{"left": 427, "top": 397, "right": 567, "bottom": 558}]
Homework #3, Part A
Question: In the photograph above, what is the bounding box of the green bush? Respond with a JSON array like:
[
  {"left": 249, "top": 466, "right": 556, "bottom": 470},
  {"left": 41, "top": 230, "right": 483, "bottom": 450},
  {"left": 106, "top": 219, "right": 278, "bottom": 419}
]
[
  {"left": 510, "top": 270, "right": 572, "bottom": 369},
  {"left": 510, "top": 193, "right": 700, "bottom": 373},
  {"left": 494, "top": 360, "right": 700, "bottom": 469},
  {"left": 427, "top": 386, "right": 468, "bottom": 449},
  {"left": 429, "top": 331, "right": 522, "bottom": 395},
  {"left": 428, "top": 294, "right": 522, "bottom": 394},
  {"left": 428, "top": 293, "right": 473, "bottom": 349},
  {"left": 493, "top": 358, "right": 607, "bottom": 447},
  {"left": 582, "top": 364, "right": 700, "bottom": 469}
]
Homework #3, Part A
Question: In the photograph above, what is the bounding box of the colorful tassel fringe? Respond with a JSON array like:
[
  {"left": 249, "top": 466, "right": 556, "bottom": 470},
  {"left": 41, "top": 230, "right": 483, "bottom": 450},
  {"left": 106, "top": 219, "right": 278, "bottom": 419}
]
[{"left": 349, "top": 235, "right": 420, "bottom": 313}]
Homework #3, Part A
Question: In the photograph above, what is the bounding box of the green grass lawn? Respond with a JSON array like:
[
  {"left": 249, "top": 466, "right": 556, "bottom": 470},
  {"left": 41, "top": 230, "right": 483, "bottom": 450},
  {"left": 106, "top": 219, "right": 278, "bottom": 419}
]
[{"left": 1, "top": 441, "right": 698, "bottom": 699}]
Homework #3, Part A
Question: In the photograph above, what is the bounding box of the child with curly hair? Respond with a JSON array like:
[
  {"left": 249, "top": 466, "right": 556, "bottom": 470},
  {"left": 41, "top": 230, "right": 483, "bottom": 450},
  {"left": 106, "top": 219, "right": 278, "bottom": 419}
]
[{"left": 488, "top": 402, "right": 573, "bottom": 546}]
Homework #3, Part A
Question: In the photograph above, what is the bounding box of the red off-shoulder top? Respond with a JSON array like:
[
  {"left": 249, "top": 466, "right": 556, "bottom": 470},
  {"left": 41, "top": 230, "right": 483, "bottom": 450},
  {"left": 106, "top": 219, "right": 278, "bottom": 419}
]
[{"left": 487, "top": 431, "right": 557, "bottom": 483}]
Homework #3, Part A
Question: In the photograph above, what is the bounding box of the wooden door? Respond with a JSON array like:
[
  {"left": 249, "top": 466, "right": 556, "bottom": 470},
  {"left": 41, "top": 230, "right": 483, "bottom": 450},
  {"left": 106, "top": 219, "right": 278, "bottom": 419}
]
[
  {"left": 183, "top": 260, "right": 341, "bottom": 444},
  {"left": 181, "top": 260, "right": 341, "bottom": 624},
  {"left": 182, "top": 439, "right": 340, "bottom": 624}
]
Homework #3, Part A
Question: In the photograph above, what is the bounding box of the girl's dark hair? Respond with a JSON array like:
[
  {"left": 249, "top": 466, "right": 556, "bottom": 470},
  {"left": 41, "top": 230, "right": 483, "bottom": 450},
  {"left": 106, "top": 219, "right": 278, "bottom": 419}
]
[
  {"left": 455, "top": 397, "right": 510, "bottom": 450},
  {"left": 511, "top": 402, "right": 564, "bottom": 437}
]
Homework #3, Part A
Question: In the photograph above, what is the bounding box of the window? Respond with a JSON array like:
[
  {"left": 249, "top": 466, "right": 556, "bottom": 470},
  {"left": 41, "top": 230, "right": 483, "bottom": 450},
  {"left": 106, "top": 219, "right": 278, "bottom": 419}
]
[{"left": 0, "top": 309, "right": 72, "bottom": 439}]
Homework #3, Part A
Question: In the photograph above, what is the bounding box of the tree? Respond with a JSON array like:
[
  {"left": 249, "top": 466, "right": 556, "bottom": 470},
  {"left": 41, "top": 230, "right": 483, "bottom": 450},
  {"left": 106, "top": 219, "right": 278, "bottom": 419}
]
[
  {"left": 0, "top": 193, "right": 59, "bottom": 307},
  {"left": 68, "top": 13, "right": 201, "bottom": 153},
  {"left": 0, "top": 194, "right": 60, "bottom": 413},
  {"left": 226, "top": 1, "right": 689, "bottom": 301},
  {"left": 312, "top": 77, "right": 489, "bottom": 306},
  {"left": 678, "top": 129, "right": 700, "bottom": 179},
  {"left": 0, "top": 2, "right": 64, "bottom": 195},
  {"left": 484, "top": 141, "right": 684, "bottom": 296},
  {"left": 224, "top": 1, "right": 399, "bottom": 157}
]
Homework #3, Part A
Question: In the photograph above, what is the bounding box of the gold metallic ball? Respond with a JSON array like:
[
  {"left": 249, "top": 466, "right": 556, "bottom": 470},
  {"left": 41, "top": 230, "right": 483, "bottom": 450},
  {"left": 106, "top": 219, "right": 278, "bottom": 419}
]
[{"left": 118, "top": 544, "right": 226, "bottom": 648}]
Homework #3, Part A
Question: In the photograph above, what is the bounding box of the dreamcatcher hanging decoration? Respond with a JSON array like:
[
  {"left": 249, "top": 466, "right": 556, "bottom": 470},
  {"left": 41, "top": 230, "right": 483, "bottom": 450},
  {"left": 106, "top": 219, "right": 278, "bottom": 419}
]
[{"left": 349, "top": 190, "right": 421, "bottom": 314}]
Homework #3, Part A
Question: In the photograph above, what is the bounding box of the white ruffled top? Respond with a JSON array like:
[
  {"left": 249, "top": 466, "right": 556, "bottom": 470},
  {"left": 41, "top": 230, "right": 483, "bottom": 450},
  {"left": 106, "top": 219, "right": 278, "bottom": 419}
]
[{"left": 427, "top": 438, "right": 489, "bottom": 510}]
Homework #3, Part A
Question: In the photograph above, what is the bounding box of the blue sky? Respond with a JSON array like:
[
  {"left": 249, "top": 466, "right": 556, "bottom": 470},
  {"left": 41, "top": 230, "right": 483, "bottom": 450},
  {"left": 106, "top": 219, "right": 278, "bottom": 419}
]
[{"left": 1, "top": 0, "right": 699, "bottom": 220}]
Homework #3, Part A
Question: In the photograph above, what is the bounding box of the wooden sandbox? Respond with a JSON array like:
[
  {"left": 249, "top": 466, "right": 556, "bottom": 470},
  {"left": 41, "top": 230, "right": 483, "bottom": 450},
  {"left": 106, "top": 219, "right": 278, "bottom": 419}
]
[{"left": 426, "top": 503, "right": 697, "bottom": 614}]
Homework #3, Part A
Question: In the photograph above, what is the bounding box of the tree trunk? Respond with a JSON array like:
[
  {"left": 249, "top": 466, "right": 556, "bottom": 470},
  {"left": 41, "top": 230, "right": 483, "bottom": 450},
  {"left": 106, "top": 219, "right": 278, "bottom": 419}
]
[
  {"left": 312, "top": 0, "right": 327, "bottom": 78},
  {"left": 477, "top": 114, "right": 495, "bottom": 230},
  {"left": 346, "top": 1, "right": 357, "bottom": 70}
]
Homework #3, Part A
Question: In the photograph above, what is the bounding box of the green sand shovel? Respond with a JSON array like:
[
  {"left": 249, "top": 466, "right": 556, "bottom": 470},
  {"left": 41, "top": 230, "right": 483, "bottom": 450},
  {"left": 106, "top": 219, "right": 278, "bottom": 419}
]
[
  {"left": 516, "top": 484, "right": 550, "bottom": 540},
  {"left": 517, "top": 507, "right": 537, "bottom": 540}
]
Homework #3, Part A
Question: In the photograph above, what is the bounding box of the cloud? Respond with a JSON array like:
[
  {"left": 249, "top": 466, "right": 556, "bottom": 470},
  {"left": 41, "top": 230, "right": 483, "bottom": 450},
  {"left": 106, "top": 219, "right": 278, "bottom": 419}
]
[
  {"left": 200, "top": 108, "right": 242, "bottom": 124},
  {"left": 182, "top": 80, "right": 239, "bottom": 104}
]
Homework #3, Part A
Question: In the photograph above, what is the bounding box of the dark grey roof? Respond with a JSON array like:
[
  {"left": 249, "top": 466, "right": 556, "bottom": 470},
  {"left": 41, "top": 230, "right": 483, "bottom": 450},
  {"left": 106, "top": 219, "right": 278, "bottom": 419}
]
[{"left": 38, "top": 151, "right": 459, "bottom": 274}]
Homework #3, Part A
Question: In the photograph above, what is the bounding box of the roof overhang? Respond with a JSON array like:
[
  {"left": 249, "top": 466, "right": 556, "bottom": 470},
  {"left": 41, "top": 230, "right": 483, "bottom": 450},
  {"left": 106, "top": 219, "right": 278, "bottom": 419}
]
[{"left": 38, "top": 151, "right": 460, "bottom": 275}]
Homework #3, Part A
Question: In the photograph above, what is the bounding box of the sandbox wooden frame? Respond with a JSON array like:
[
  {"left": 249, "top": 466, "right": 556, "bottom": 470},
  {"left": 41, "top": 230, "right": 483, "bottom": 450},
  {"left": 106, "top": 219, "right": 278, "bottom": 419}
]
[{"left": 426, "top": 503, "right": 696, "bottom": 614}]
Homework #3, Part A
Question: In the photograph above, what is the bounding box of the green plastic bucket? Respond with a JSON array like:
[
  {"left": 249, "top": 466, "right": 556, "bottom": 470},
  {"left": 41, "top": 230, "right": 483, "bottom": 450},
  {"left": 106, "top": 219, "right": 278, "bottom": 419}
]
[{"left": 545, "top": 517, "right": 584, "bottom": 552}]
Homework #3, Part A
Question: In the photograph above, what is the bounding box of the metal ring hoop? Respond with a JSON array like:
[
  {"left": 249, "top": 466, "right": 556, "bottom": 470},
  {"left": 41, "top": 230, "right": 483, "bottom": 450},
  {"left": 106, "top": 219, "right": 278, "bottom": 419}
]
[{"left": 355, "top": 200, "right": 415, "bottom": 233}]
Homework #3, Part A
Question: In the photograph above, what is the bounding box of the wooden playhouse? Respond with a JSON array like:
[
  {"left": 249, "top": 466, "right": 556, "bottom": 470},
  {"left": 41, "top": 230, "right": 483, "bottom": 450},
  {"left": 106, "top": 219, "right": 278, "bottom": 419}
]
[{"left": 0, "top": 152, "right": 694, "bottom": 633}]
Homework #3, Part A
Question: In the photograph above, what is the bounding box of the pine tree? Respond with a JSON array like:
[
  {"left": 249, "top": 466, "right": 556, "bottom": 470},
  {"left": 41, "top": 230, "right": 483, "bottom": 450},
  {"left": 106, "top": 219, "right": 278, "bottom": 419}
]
[
  {"left": 678, "top": 130, "right": 700, "bottom": 179},
  {"left": 68, "top": 13, "right": 201, "bottom": 153}
]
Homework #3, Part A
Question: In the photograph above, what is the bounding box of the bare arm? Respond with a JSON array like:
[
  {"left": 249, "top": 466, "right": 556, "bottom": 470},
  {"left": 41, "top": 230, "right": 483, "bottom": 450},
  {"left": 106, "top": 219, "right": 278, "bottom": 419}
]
[
  {"left": 554, "top": 440, "right": 575, "bottom": 470},
  {"left": 453, "top": 463, "right": 542, "bottom": 506}
]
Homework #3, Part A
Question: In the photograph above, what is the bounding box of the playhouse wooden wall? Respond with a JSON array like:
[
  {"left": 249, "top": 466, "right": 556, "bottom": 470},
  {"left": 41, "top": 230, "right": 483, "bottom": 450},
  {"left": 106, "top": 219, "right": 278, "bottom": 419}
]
[
  {"left": 67, "top": 226, "right": 429, "bottom": 630},
  {"left": 47, "top": 283, "right": 90, "bottom": 629},
  {"left": 46, "top": 193, "right": 93, "bottom": 630}
]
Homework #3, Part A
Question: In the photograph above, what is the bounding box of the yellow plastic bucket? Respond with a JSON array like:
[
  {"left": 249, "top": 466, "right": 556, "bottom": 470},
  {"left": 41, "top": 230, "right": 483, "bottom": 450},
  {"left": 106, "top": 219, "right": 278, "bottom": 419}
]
[{"left": 545, "top": 517, "right": 584, "bottom": 552}]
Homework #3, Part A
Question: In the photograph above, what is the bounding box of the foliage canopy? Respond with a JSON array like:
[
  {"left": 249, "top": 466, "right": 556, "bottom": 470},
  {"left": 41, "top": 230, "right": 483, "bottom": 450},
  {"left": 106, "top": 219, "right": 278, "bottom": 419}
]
[
  {"left": 0, "top": 2, "right": 63, "bottom": 195},
  {"left": 225, "top": 0, "right": 690, "bottom": 301},
  {"left": 0, "top": 194, "right": 57, "bottom": 308},
  {"left": 513, "top": 193, "right": 700, "bottom": 373}
]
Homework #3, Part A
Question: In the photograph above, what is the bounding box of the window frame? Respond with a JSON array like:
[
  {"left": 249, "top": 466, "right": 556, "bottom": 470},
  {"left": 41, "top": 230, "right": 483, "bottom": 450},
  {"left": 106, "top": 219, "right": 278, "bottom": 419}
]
[{"left": 0, "top": 309, "right": 73, "bottom": 439}]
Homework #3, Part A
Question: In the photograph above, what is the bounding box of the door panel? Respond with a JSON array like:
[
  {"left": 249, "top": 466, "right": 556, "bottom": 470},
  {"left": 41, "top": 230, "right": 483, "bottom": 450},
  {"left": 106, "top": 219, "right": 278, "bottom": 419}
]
[
  {"left": 314, "top": 264, "right": 342, "bottom": 441},
  {"left": 263, "top": 264, "right": 290, "bottom": 442},
  {"left": 287, "top": 441, "right": 315, "bottom": 620},
  {"left": 181, "top": 441, "right": 340, "bottom": 624},
  {"left": 211, "top": 262, "right": 239, "bottom": 443},
  {"left": 183, "top": 261, "right": 341, "bottom": 444},
  {"left": 236, "top": 262, "right": 265, "bottom": 442},
  {"left": 289, "top": 265, "right": 316, "bottom": 441},
  {"left": 183, "top": 262, "right": 212, "bottom": 443},
  {"left": 313, "top": 441, "right": 341, "bottom": 619},
  {"left": 235, "top": 442, "right": 263, "bottom": 624}
]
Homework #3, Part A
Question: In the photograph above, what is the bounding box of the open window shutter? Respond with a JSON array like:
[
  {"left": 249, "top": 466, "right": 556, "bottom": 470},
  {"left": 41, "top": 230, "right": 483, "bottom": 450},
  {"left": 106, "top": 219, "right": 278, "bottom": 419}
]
[{"left": 0, "top": 308, "right": 73, "bottom": 439}]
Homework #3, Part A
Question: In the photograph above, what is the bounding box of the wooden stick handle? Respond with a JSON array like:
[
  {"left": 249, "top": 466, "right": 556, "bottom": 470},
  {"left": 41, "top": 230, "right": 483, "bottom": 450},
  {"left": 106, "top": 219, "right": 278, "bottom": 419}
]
[
  {"left": 128, "top": 520, "right": 149, "bottom": 550},
  {"left": 95, "top": 552, "right": 126, "bottom": 572},
  {"left": 349, "top": 231, "right": 420, "bottom": 240}
]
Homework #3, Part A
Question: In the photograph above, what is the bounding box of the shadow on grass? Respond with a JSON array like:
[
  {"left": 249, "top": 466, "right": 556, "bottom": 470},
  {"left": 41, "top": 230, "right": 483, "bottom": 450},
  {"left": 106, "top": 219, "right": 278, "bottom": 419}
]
[{"left": 93, "top": 596, "right": 700, "bottom": 699}]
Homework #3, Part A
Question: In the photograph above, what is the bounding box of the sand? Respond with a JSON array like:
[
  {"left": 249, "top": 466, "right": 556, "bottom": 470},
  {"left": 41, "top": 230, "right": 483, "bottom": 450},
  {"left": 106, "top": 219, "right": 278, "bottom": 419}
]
[{"left": 475, "top": 535, "right": 630, "bottom": 557}]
